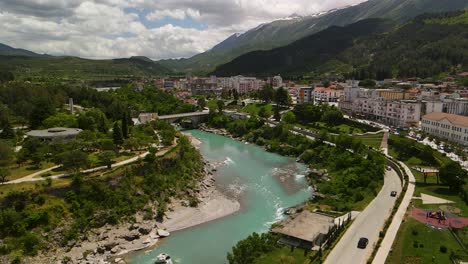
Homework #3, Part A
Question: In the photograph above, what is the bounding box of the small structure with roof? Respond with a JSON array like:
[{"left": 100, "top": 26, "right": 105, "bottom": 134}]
[
  {"left": 26, "top": 127, "right": 82, "bottom": 141},
  {"left": 272, "top": 210, "right": 335, "bottom": 250}
]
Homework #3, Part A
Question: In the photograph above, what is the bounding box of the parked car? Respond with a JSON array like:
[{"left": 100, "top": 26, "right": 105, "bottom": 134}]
[
  {"left": 357, "top": 237, "right": 369, "bottom": 249},
  {"left": 390, "top": 191, "right": 397, "bottom": 197}
]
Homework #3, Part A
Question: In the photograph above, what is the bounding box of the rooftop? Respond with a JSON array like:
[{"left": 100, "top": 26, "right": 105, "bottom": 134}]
[
  {"left": 26, "top": 127, "right": 82, "bottom": 139},
  {"left": 272, "top": 211, "right": 335, "bottom": 243},
  {"left": 422, "top": 112, "right": 468, "bottom": 127}
]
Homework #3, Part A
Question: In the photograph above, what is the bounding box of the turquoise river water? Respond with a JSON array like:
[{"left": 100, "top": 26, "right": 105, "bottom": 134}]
[{"left": 129, "top": 130, "right": 311, "bottom": 264}]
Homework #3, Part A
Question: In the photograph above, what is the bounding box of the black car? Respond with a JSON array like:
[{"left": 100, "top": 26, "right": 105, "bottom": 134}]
[
  {"left": 390, "top": 191, "right": 397, "bottom": 197},
  {"left": 357, "top": 237, "right": 369, "bottom": 249}
]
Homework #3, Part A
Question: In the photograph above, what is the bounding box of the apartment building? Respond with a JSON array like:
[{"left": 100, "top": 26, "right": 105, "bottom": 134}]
[
  {"left": 339, "top": 83, "right": 421, "bottom": 127},
  {"left": 421, "top": 112, "right": 468, "bottom": 146}
]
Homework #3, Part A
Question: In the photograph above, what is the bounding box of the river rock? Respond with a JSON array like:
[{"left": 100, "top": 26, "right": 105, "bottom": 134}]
[
  {"left": 122, "top": 230, "right": 140, "bottom": 241},
  {"left": 157, "top": 229, "right": 170, "bottom": 237},
  {"left": 104, "top": 241, "right": 119, "bottom": 251},
  {"left": 110, "top": 246, "right": 119, "bottom": 254}
]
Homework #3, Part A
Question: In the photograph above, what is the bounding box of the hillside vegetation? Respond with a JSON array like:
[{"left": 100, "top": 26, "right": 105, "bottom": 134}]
[
  {"left": 212, "top": 12, "right": 468, "bottom": 78},
  {"left": 0, "top": 56, "right": 171, "bottom": 81},
  {"left": 159, "top": 0, "right": 468, "bottom": 74}
]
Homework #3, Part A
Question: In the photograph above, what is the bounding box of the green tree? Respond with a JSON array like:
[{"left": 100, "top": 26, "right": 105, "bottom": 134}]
[
  {"left": 112, "top": 122, "right": 124, "bottom": 145},
  {"left": 0, "top": 141, "right": 14, "bottom": 167},
  {"left": 122, "top": 113, "right": 129, "bottom": 139},
  {"left": 42, "top": 112, "right": 78, "bottom": 128},
  {"left": 259, "top": 84, "right": 275, "bottom": 103},
  {"left": 61, "top": 150, "right": 90, "bottom": 173},
  {"left": 322, "top": 109, "right": 344, "bottom": 126},
  {"left": 30, "top": 98, "right": 56, "bottom": 129},
  {"left": 274, "top": 87, "right": 289, "bottom": 108},
  {"left": 197, "top": 97, "right": 206, "bottom": 109},
  {"left": 217, "top": 100, "right": 224, "bottom": 113},
  {"left": 282, "top": 111, "right": 296, "bottom": 124},
  {"left": 0, "top": 167, "right": 10, "bottom": 184},
  {"left": 0, "top": 121, "right": 15, "bottom": 139},
  {"left": 233, "top": 89, "right": 239, "bottom": 101},
  {"left": 258, "top": 107, "right": 271, "bottom": 119},
  {"left": 439, "top": 161, "right": 467, "bottom": 191},
  {"left": 98, "top": 151, "right": 116, "bottom": 169},
  {"left": 123, "top": 137, "right": 140, "bottom": 151}
]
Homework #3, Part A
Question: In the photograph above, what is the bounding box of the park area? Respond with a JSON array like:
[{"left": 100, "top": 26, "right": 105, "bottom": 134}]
[{"left": 386, "top": 135, "right": 468, "bottom": 263}]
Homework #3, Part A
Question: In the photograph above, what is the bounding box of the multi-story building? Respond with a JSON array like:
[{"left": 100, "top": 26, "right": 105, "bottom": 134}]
[
  {"left": 296, "top": 86, "right": 314, "bottom": 104},
  {"left": 421, "top": 112, "right": 468, "bottom": 145},
  {"left": 272, "top": 75, "right": 283, "bottom": 88},
  {"left": 230, "top": 75, "right": 260, "bottom": 94},
  {"left": 313, "top": 86, "right": 344, "bottom": 103},
  {"left": 339, "top": 82, "right": 422, "bottom": 127}
]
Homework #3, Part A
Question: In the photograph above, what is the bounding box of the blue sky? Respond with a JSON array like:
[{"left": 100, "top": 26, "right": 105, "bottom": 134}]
[{"left": 0, "top": 0, "right": 366, "bottom": 60}]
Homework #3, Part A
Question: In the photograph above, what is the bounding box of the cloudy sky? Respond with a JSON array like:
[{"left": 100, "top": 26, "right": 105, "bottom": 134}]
[{"left": 0, "top": 0, "right": 366, "bottom": 60}]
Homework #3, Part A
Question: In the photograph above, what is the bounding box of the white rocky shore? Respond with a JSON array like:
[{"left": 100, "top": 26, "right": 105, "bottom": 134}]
[{"left": 23, "top": 133, "right": 240, "bottom": 264}]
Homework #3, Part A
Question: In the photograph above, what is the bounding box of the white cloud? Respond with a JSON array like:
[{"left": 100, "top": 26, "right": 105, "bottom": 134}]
[
  {"left": 0, "top": 0, "right": 367, "bottom": 60},
  {"left": 146, "top": 8, "right": 201, "bottom": 21}
]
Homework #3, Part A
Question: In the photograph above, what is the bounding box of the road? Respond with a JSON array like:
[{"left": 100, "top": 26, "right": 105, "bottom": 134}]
[{"left": 324, "top": 168, "right": 402, "bottom": 264}]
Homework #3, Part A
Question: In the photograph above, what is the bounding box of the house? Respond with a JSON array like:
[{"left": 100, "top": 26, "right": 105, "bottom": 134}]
[{"left": 272, "top": 211, "right": 336, "bottom": 249}]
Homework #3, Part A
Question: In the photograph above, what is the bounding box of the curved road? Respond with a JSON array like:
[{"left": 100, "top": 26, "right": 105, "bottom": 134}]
[{"left": 324, "top": 168, "right": 402, "bottom": 264}]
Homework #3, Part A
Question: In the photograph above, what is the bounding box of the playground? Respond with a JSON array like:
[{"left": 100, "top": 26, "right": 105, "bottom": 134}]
[{"left": 412, "top": 207, "right": 468, "bottom": 229}]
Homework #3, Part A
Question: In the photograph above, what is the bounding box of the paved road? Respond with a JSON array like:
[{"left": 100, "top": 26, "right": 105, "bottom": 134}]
[{"left": 324, "top": 168, "right": 402, "bottom": 264}]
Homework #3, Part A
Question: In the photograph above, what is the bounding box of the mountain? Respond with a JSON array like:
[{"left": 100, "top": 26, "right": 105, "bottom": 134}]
[
  {"left": 0, "top": 55, "right": 171, "bottom": 80},
  {"left": 0, "top": 43, "right": 49, "bottom": 57},
  {"left": 159, "top": 0, "right": 468, "bottom": 74},
  {"left": 211, "top": 11, "right": 468, "bottom": 78}
]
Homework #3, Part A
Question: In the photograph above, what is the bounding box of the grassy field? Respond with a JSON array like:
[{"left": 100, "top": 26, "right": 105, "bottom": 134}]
[
  {"left": 386, "top": 218, "right": 465, "bottom": 264},
  {"left": 354, "top": 133, "right": 384, "bottom": 149},
  {"left": 241, "top": 103, "right": 273, "bottom": 116},
  {"left": 7, "top": 161, "right": 57, "bottom": 181}
]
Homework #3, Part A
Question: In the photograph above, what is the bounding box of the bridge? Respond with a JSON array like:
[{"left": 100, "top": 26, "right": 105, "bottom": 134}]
[{"left": 158, "top": 111, "right": 209, "bottom": 125}]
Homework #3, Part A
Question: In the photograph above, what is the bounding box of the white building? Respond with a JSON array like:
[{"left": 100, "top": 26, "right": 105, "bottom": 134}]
[
  {"left": 339, "top": 82, "right": 421, "bottom": 127},
  {"left": 230, "top": 75, "right": 260, "bottom": 94},
  {"left": 421, "top": 112, "right": 468, "bottom": 146},
  {"left": 272, "top": 75, "right": 283, "bottom": 88}
]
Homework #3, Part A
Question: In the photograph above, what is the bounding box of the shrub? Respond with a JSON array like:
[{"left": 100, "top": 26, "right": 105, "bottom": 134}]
[
  {"left": 411, "top": 229, "right": 418, "bottom": 236},
  {"left": 440, "top": 245, "right": 447, "bottom": 253},
  {"left": 413, "top": 241, "right": 419, "bottom": 248}
]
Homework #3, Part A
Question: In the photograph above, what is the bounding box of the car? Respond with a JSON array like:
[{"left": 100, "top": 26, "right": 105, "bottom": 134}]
[
  {"left": 357, "top": 237, "right": 369, "bottom": 249},
  {"left": 386, "top": 166, "right": 392, "bottom": 171},
  {"left": 390, "top": 191, "right": 397, "bottom": 197}
]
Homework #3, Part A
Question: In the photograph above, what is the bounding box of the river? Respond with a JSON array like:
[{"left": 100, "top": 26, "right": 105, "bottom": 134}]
[{"left": 129, "top": 130, "right": 311, "bottom": 264}]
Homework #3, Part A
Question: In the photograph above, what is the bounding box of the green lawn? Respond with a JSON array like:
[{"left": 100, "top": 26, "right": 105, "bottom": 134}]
[
  {"left": 386, "top": 218, "right": 466, "bottom": 264},
  {"left": 354, "top": 133, "right": 384, "bottom": 149},
  {"left": 7, "top": 161, "right": 57, "bottom": 181},
  {"left": 241, "top": 103, "right": 273, "bottom": 116}
]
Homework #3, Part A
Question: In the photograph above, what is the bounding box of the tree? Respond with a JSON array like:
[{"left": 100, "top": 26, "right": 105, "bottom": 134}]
[
  {"left": 359, "top": 79, "right": 376, "bottom": 88},
  {"left": 322, "top": 109, "right": 344, "bottom": 126},
  {"left": 0, "top": 71, "right": 14, "bottom": 82},
  {"left": 282, "top": 111, "right": 296, "bottom": 124},
  {"left": 258, "top": 107, "right": 271, "bottom": 119},
  {"left": 274, "top": 87, "right": 289, "bottom": 107},
  {"left": 61, "top": 150, "right": 90, "bottom": 173},
  {"left": 122, "top": 113, "right": 129, "bottom": 139},
  {"left": 30, "top": 98, "right": 56, "bottom": 129},
  {"left": 259, "top": 84, "right": 275, "bottom": 103},
  {"left": 0, "top": 168, "right": 10, "bottom": 184},
  {"left": 123, "top": 137, "right": 140, "bottom": 151},
  {"left": 217, "top": 100, "right": 224, "bottom": 114},
  {"left": 273, "top": 107, "right": 281, "bottom": 121},
  {"left": 112, "top": 122, "right": 124, "bottom": 145},
  {"left": 233, "top": 89, "right": 239, "bottom": 101},
  {"left": 197, "top": 98, "right": 206, "bottom": 109},
  {"left": 439, "top": 161, "right": 467, "bottom": 191},
  {"left": 98, "top": 151, "right": 116, "bottom": 169},
  {"left": 0, "top": 121, "right": 15, "bottom": 139},
  {"left": 42, "top": 112, "right": 78, "bottom": 128},
  {"left": 0, "top": 141, "right": 14, "bottom": 167}
]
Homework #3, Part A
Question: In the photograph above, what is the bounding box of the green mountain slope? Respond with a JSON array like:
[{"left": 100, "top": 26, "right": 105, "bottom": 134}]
[
  {"left": 159, "top": 0, "right": 468, "bottom": 74},
  {"left": 211, "top": 11, "right": 468, "bottom": 78},
  {"left": 0, "top": 43, "right": 48, "bottom": 57},
  {"left": 0, "top": 55, "right": 171, "bottom": 80}
]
